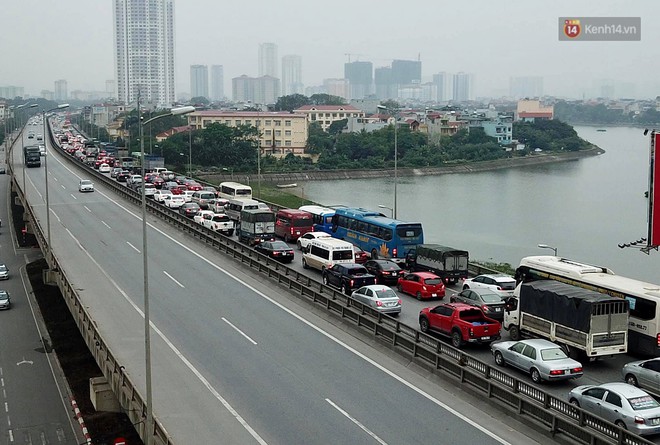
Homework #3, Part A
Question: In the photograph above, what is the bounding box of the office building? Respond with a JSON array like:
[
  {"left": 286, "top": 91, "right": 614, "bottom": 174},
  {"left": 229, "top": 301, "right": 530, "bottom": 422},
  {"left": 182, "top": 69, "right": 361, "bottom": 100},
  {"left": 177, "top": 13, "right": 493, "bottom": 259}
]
[
  {"left": 113, "top": 0, "right": 176, "bottom": 106},
  {"left": 210, "top": 65, "right": 224, "bottom": 101},
  {"left": 105, "top": 79, "right": 116, "bottom": 98},
  {"left": 190, "top": 65, "right": 209, "bottom": 99},
  {"left": 453, "top": 72, "right": 472, "bottom": 102},
  {"left": 344, "top": 61, "right": 373, "bottom": 100},
  {"left": 232, "top": 75, "right": 281, "bottom": 105},
  {"left": 509, "top": 76, "right": 543, "bottom": 99},
  {"left": 281, "top": 55, "right": 303, "bottom": 96},
  {"left": 54, "top": 80, "right": 68, "bottom": 101},
  {"left": 391, "top": 60, "right": 422, "bottom": 86},
  {"left": 259, "top": 43, "right": 278, "bottom": 78},
  {"left": 0, "top": 86, "right": 24, "bottom": 100}
]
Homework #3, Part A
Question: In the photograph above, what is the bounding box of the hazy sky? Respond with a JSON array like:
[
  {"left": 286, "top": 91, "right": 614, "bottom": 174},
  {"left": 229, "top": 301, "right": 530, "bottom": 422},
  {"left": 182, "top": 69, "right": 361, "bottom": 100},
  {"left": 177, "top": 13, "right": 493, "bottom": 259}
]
[{"left": 1, "top": 0, "right": 658, "bottom": 100}]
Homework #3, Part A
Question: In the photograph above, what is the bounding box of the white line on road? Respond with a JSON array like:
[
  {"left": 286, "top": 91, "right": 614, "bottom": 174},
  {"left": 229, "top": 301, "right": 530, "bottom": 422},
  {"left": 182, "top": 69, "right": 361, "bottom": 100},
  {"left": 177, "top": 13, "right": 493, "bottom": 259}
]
[
  {"left": 60, "top": 184, "right": 65, "bottom": 190},
  {"left": 221, "top": 318, "right": 257, "bottom": 345},
  {"left": 7, "top": 428, "right": 12, "bottom": 441},
  {"left": 70, "top": 194, "right": 77, "bottom": 200},
  {"left": 84, "top": 206, "right": 91, "bottom": 213},
  {"left": 102, "top": 221, "right": 111, "bottom": 229},
  {"left": 4, "top": 402, "right": 7, "bottom": 412},
  {"left": 326, "top": 398, "right": 388, "bottom": 445},
  {"left": 163, "top": 270, "right": 184, "bottom": 288},
  {"left": 52, "top": 209, "right": 61, "bottom": 223},
  {"left": 126, "top": 241, "right": 140, "bottom": 253},
  {"left": 0, "top": 378, "right": 3, "bottom": 387}
]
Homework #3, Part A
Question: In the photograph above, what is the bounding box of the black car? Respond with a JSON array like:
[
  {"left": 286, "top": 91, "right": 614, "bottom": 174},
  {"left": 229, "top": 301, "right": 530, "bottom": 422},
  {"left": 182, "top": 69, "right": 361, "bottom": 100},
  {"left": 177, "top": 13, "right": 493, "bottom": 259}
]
[
  {"left": 179, "top": 202, "right": 201, "bottom": 218},
  {"left": 322, "top": 263, "right": 376, "bottom": 295},
  {"left": 363, "top": 259, "right": 403, "bottom": 285},
  {"left": 254, "top": 240, "right": 295, "bottom": 263},
  {"left": 116, "top": 170, "right": 131, "bottom": 182},
  {"left": 450, "top": 288, "right": 506, "bottom": 320}
]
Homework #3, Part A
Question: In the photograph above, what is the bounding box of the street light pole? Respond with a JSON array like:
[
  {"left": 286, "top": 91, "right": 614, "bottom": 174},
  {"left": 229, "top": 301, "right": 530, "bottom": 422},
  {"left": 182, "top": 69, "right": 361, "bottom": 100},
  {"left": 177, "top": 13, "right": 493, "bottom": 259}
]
[
  {"left": 377, "top": 204, "right": 393, "bottom": 218},
  {"left": 537, "top": 243, "right": 558, "bottom": 256},
  {"left": 377, "top": 105, "right": 399, "bottom": 219},
  {"left": 139, "top": 105, "right": 194, "bottom": 445},
  {"left": 188, "top": 125, "right": 192, "bottom": 177}
]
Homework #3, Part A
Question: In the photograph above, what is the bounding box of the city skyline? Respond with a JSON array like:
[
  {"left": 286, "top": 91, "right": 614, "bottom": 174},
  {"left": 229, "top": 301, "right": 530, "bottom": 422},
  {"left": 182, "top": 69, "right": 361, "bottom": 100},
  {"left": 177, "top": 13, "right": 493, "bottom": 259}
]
[{"left": 0, "top": 1, "right": 658, "bottom": 102}]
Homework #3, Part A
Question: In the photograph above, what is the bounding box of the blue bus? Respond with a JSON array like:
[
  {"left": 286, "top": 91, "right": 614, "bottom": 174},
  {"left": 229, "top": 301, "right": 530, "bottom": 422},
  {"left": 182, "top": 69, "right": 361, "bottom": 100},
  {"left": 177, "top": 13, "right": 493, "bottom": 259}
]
[
  {"left": 299, "top": 205, "right": 336, "bottom": 233},
  {"left": 330, "top": 207, "right": 423, "bottom": 263}
]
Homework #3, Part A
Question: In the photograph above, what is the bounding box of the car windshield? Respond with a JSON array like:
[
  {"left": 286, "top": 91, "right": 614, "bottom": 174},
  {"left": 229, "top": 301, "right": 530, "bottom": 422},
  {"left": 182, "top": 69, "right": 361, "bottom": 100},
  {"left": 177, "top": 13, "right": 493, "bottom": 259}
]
[
  {"left": 0, "top": 266, "right": 6, "bottom": 272},
  {"left": 271, "top": 241, "right": 289, "bottom": 249},
  {"left": 628, "top": 395, "right": 660, "bottom": 410},
  {"left": 480, "top": 293, "right": 503, "bottom": 303},
  {"left": 540, "top": 347, "right": 568, "bottom": 361},
  {"left": 374, "top": 288, "right": 397, "bottom": 299},
  {"left": 80, "top": 180, "right": 92, "bottom": 185},
  {"left": 496, "top": 280, "right": 517, "bottom": 290}
]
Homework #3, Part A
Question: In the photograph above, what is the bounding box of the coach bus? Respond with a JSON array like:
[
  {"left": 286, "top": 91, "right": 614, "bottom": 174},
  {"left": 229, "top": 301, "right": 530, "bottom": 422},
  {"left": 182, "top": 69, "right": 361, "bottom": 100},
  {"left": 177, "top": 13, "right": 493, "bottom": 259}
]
[
  {"left": 329, "top": 207, "right": 423, "bottom": 263},
  {"left": 298, "top": 205, "right": 335, "bottom": 233},
  {"left": 218, "top": 182, "right": 253, "bottom": 200},
  {"left": 516, "top": 255, "right": 660, "bottom": 356}
]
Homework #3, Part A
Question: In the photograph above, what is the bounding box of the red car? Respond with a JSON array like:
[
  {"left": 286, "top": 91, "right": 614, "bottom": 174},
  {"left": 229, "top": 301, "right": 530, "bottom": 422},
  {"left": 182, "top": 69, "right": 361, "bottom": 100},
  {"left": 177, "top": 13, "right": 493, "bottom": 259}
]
[
  {"left": 186, "top": 182, "right": 203, "bottom": 191},
  {"left": 170, "top": 185, "right": 187, "bottom": 195},
  {"left": 397, "top": 271, "right": 445, "bottom": 300},
  {"left": 353, "top": 245, "right": 369, "bottom": 264}
]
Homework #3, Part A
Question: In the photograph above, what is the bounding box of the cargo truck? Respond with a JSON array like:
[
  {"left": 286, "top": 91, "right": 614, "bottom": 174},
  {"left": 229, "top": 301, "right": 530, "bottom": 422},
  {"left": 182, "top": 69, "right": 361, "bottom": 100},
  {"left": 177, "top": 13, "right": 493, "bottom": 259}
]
[
  {"left": 504, "top": 280, "right": 629, "bottom": 359},
  {"left": 23, "top": 145, "right": 41, "bottom": 167},
  {"left": 405, "top": 244, "right": 469, "bottom": 284},
  {"left": 238, "top": 208, "right": 275, "bottom": 246}
]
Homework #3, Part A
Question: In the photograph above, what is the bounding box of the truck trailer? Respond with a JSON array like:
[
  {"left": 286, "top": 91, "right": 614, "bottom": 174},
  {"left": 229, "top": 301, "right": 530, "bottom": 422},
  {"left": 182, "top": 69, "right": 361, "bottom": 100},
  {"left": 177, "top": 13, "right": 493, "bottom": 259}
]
[
  {"left": 23, "top": 145, "right": 42, "bottom": 167},
  {"left": 405, "top": 244, "right": 469, "bottom": 284}
]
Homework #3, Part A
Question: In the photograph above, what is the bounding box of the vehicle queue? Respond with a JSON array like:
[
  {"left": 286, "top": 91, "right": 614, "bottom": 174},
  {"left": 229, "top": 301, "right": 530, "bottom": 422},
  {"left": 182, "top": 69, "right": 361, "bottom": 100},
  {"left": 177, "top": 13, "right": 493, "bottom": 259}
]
[{"left": 47, "top": 122, "right": 660, "bottom": 438}]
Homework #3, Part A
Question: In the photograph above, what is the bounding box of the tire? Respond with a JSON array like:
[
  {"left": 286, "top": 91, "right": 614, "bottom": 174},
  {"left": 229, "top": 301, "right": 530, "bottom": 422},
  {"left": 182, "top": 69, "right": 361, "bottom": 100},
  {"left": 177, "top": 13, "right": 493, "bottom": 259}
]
[
  {"left": 615, "top": 420, "right": 627, "bottom": 430},
  {"left": 322, "top": 275, "right": 329, "bottom": 285},
  {"left": 463, "top": 284, "right": 469, "bottom": 290},
  {"left": 297, "top": 240, "right": 302, "bottom": 250},
  {"left": 302, "top": 258, "right": 309, "bottom": 269},
  {"left": 530, "top": 368, "right": 542, "bottom": 383},
  {"left": 416, "top": 291, "right": 422, "bottom": 301},
  {"left": 419, "top": 317, "right": 430, "bottom": 333},
  {"left": 284, "top": 234, "right": 291, "bottom": 243},
  {"left": 397, "top": 284, "right": 403, "bottom": 293},
  {"left": 341, "top": 282, "right": 350, "bottom": 295},
  {"left": 509, "top": 325, "right": 521, "bottom": 341},
  {"left": 625, "top": 374, "right": 639, "bottom": 387},
  {"left": 569, "top": 398, "right": 580, "bottom": 408},
  {"left": 451, "top": 330, "right": 465, "bottom": 349},
  {"left": 371, "top": 249, "right": 378, "bottom": 259},
  {"left": 494, "top": 351, "right": 506, "bottom": 367}
]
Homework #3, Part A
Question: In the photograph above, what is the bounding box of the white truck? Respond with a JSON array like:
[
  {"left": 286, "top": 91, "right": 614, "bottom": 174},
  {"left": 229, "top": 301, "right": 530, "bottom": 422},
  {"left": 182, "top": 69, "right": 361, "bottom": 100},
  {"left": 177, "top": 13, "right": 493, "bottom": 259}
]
[
  {"left": 203, "top": 213, "right": 234, "bottom": 236},
  {"left": 504, "top": 280, "right": 629, "bottom": 359}
]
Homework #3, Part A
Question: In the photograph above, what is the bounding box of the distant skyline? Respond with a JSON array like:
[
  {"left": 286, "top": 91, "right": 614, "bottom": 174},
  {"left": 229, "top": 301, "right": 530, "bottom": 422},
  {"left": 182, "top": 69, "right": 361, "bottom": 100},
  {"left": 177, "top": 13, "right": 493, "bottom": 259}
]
[{"left": 0, "top": 0, "right": 658, "bottom": 101}]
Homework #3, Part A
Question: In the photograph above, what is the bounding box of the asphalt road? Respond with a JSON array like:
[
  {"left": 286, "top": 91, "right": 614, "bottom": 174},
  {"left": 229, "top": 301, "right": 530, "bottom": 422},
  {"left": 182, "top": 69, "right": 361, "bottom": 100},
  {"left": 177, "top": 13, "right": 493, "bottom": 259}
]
[{"left": 10, "top": 127, "right": 559, "bottom": 444}]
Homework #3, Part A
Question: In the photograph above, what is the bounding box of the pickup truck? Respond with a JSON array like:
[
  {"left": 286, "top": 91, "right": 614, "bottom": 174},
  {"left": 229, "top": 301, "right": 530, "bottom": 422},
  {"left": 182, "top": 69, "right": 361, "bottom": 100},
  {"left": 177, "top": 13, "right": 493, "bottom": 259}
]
[
  {"left": 418, "top": 302, "right": 501, "bottom": 349},
  {"left": 203, "top": 213, "right": 234, "bottom": 236},
  {"left": 322, "top": 263, "right": 376, "bottom": 295}
]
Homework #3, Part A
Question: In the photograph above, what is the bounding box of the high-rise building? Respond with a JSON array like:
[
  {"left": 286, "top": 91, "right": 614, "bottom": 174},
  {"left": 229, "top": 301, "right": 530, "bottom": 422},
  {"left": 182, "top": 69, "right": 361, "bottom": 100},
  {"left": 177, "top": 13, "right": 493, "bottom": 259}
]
[
  {"left": 113, "top": 0, "right": 176, "bottom": 106},
  {"left": 432, "top": 72, "right": 450, "bottom": 102},
  {"left": 232, "top": 75, "right": 255, "bottom": 103},
  {"left": 259, "top": 43, "right": 278, "bottom": 78},
  {"left": 190, "top": 65, "right": 209, "bottom": 99},
  {"left": 391, "top": 60, "right": 421, "bottom": 86},
  {"left": 105, "top": 79, "right": 116, "bottom": 98},
  {"left": 232, "top": 75, "right": 280, "bottom": 104},
  {"left": 374, "top": 67, "right": 395, "bottom": 100},
  {"left": 54, "top": 79, "right": 68, "bottom": 101},
  {"left": 452, "top": 72, "right": 472, "bottom": 102},
  {"left": 344, "top": 61, "right": 373, "bottom": 100},
  {"left": 323, "top": 78, "right": 350, "bottom": 101},
  {"left": 210, "top": 65, "right": 224, "bottom": 101},
  {"left": 281, "top": 55, "right": 303, "bottom": 96},
  {"left": 509, "top": 76, "right": 543, "bottom": 99}
]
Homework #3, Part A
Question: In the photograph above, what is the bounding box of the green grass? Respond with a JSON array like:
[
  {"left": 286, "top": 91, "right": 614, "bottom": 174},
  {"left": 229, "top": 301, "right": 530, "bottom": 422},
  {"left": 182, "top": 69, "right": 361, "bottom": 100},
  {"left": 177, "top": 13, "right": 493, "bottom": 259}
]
[{"left": 252, "top": 184, "right": 318, "bottom": 209}]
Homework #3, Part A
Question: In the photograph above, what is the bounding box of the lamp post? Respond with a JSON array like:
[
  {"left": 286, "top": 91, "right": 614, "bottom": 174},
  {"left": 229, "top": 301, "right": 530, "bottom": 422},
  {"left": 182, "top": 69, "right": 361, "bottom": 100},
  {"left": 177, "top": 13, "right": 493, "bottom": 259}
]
[
  {"left": 43, "top": 103, "right": 69, "bottom": 264},
  {"left": 377, "top": 105, "right": 399, "bottom": 219},
  {"left": 188, "top": 125, "right": 192, "bottom": 177},
  {"left": 537, "top": 243, "right": 558, "bottom": 256},
  {"left": 377, "top": 204, "right": 393, "bottom": 218},
  {"left": 139, "top": 105, "right": 194, "bottom": 445}
]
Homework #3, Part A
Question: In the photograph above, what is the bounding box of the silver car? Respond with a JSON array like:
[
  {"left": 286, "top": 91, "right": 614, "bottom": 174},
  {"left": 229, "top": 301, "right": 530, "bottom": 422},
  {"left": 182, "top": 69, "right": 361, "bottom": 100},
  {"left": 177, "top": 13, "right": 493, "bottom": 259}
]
[
  {"left": 350, "top": 284, "right": 402, "bottom": 316},
  {"left": 0, "top": 290, "right": 10, "bottom": 310},
  {"left": 622, "top": 358, "right": 660, "bottom": 394},
  {"left": 569, "top": 382, "right": 660, "bottom": 436},
  {"left": 491, "top": 338, "right": 583, "bottom": 383},
  {"left": 0, "top": 264, "right": 8, "bottom": 280}
]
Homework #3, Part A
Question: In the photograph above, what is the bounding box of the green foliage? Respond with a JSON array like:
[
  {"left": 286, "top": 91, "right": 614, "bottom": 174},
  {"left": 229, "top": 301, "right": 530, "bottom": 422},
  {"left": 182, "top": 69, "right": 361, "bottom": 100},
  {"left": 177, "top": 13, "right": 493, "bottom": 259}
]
[
  {"left": 513, "top": 119, "right": 590, "bottom": 152},
  {"left": 327, "top": 119, "right": 348, "bottom": 135},
  {"left": 273, "top": 94, "right": 310, "bottom": 112},
  {"left": 554, "top": 100, "right": 660, "bottom": 126},
  {"left": 309, "top": 94, "right": 346, "bottom": 105},
  {"left": 379, "top": 100, "right": 400, "bottom": 111}
]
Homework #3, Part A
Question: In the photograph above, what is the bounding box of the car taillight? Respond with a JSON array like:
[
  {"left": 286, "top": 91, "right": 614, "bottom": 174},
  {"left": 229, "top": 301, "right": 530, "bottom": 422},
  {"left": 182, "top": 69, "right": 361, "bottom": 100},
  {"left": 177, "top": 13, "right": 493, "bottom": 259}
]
[
  {"left": 549, "top": 370, "right": 565, "bottom": 376},
  {"left": 273, "top": 251, "right": 280, "bottom": 255},
  {"left": 468, "top": 328, "right": 474, "bottom": 337},
  {"left": 382, "top": 271, "right": 390, "bottom": 275},
  {"left": 571, "top": 367, "right": 583, "bottom": 373},
  {"left": 422, "top": 286, "right": 427, "bottom": 291},
  {"left": 392, "top": 248, "right": 397, "bottom": 257},
  {"left": 634, "top": 416, "right": 645, "bottom": 425},
  {"left": 657, "top": 333, "right": 660, "bottom": 347},
  {"left": 376, "top": 300, "right": 383, "bottom": 306},
  {"left": 350, "top": 279, "right": 354, "bottom": 287},
  {"left": 397, "top": 299, "right": 402, "bottom": 305},
  {"left": 481, "top": 305, "right": 489, "bottom": 312}
]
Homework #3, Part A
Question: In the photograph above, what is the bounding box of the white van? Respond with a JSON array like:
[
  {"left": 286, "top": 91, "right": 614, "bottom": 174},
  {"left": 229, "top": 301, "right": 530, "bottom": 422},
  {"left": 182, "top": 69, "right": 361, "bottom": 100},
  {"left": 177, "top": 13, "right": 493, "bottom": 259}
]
[
  {"left": 225, "top": 198, "right": 264, "bottom": 222},
  {"left": 302, "top": 238, "right": 355, "bottom": 271}
]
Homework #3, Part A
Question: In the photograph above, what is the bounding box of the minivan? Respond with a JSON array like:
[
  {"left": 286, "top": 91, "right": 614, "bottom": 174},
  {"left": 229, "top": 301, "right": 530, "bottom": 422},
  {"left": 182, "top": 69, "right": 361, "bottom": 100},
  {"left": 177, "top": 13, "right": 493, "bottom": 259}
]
[
  {"left": 225, "top": 198, "right": 270, "bottom": 222},
  {"left": 275, "top": 209, "right": 314, "bottom": 242},
  {"left": 191, "top": 191, "right": 216, "bottom": 209},
  {"left": 301, "top": 238, "right": 355, "bottom": 271}
]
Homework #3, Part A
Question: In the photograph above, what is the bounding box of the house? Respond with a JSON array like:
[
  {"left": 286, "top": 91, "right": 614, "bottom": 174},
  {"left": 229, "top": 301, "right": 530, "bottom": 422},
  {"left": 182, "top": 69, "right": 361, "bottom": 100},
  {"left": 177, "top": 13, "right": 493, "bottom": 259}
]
[
  {"left": 293, "top": 105, "right": 365, "bottom": 131},
  {"left": 156, "top": 125, "right": 191, "bottom": 142},
  {"left": 516, "top": 99, "right": 554, "bottom": 122}
]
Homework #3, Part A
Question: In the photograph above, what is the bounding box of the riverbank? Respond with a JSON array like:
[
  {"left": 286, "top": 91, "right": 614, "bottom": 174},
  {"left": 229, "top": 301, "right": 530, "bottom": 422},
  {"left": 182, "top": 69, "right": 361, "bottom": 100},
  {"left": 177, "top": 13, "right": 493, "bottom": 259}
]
[{"left": 198, "top": 145, "right": 604, "bottom": 185}]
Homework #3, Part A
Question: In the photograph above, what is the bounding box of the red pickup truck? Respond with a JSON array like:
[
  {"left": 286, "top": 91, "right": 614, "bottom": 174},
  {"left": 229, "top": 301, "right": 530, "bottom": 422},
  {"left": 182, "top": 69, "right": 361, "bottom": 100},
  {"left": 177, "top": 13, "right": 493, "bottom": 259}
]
[{"left": 419, "top": 302, "right": 501, "bottom": 349}]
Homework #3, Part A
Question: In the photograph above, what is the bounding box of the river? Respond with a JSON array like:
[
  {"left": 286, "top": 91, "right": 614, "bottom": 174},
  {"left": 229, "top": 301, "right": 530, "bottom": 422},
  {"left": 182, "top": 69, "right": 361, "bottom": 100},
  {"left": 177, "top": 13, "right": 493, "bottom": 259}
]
[{"left": 301, "top": 126, "right": 660, "bottom": 283}]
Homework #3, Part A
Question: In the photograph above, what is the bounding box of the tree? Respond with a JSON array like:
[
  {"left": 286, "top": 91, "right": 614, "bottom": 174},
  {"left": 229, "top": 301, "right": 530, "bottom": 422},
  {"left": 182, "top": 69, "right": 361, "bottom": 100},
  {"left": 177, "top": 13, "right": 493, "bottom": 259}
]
[
  {"left": 309, "top": 94, "right": 346, "bottom": 106},
  {"left": 379, "top": 99, "right": 400, "bottom": 112},
  {"left": 190, "top": 96, "right": 210, "bottom": 105},
  {"left": 273, "top": 94, "right": 310, "bottom": 111}
]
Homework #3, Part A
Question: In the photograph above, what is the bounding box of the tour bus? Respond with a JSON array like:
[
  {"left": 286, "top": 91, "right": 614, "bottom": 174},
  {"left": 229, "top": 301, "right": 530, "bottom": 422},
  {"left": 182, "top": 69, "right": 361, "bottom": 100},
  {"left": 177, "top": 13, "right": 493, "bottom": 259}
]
[
  {"left": 298, "top": 205, "right": 335, "bottom": 233},
  {"left": 218, "top": 182, "right": 252, "bottom": 201},
  {"left": 225, "top": 198, "right": 269, "bottom": 223},
  {"left": 274, "top": 209, "right": 314, "bottom": 242},
  {"left": 329, "top": 207, "right": 424, "bottom": 263},
  {"left": 301, "top": 238, "right": 355, "bottom": 272},
  {"left": 516, "top": 255, "right": 660, "bottom": 356}
]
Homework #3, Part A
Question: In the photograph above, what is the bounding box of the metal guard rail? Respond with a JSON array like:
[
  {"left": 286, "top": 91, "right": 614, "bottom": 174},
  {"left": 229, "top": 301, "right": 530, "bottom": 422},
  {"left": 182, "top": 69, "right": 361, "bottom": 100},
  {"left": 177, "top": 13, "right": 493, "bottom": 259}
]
[{"left": 23, "top": 123, "right": 651, "bottom": 445}]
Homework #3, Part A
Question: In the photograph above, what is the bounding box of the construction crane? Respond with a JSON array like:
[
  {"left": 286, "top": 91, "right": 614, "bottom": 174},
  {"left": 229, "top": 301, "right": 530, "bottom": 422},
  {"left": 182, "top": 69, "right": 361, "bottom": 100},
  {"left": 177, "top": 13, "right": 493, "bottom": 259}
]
[{"left": 344, "top": 53, "right": 367, "bottom": 63}]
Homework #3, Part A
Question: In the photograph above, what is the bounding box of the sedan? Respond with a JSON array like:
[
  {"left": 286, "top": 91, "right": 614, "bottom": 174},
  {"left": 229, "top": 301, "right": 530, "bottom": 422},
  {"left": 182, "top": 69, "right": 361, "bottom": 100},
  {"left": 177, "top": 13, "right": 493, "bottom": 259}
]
[
  {"left": 179, "top": 202, "right": 201, "bottom": 218},
  {"left": 78, "top": 179, "right": 94, "bottom": 192},
  {"left": 450, "top": 288, "right": 506, "bottom": 321},
  {"left": 463, "top": 273, "right": 517, "bottom": 298},
  {"left": 193, "top": 209, "right": 215, "bottom": 225},
  {"left": 353, "top": 245, "right": 369, "bottom": 264},
  {"left": 254, "top": 240, "right": 295, "bottom": 263},
  {"left": 296, "top": 231, "right": 332, "bottom": 250},
  {"left": 0, "top": 290, "right": 10, "bottom": 310},
  {"left": 397, "top": 271, "right": 445, "bottom": 300},
  {"left": 0, "top": 264, "right": 8, "bottom": 280},
  {"left": 153, "top": 189, "right": 173, "bottom": 203},
  {"left": 492, "top": 339, "right": 583, "bottom": 383},
  {"left": 116, "top": 170, "right": 131, "bottom": 182},
  {"left": 350, "top": 285, "right": 402, "bottom": 316},
  {"left": 622, "top": 358, "right": 660, "bottom": 393},
  {"left": 568, "top": 383, "right": 660, "bottom": 436},
  {"left": 110, "top": 167, "right": 123, "bottom": 178},
  {"left": 165, "top": 195, "right": 186, "bottom": 208},
  {"left": 363, "top": 259, "right": 403, "bottom": 285}
]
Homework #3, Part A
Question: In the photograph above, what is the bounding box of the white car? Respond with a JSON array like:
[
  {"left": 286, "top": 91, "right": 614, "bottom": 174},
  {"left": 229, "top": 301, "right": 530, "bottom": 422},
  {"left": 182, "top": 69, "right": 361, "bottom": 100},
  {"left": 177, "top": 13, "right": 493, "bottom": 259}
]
[
  {"left": 193, "top": 209, "right": 215, "bottom": 225},
  {"left": 98, "top": 163, "right": 111, "bottom": 173},
  {"left": 138, "top": 183, "right": 156, "bottom": 197},
  {"left": 296, "top": 231, "right": 332, "bottom": 250},
  {"left": 0, "top": 264, "right": 8, "bottom": 280},
  {"left": 165, "top": 195, "right": 185, "bottom": 208},
  {"left": 153, "top": 189, "right": 173, "bottom": 203},
  {"left": 462, "top": 273, "right": 517, "bottom": 298},
  {"left": 183, "top": 190, "right": 196, "bottom": 202},
  {"left": 78, "top": 179, "right": 94, "bottom": 193},
  {"left": 202, "top": 213, "right": 234, "bottom": 236}
]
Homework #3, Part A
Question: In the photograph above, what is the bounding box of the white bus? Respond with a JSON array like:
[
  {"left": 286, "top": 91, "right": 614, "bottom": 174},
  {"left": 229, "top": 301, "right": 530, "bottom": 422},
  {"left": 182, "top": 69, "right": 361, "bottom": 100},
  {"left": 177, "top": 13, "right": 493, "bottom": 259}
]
[
  {"left": 298, "top": 205, "right": 335, "bottom": 233},
  {"left": 516, "top": 256, "right": 660, "bottom": 356},
  {"left": 218, "top": 182, "right": 252, "bottom": 200}
]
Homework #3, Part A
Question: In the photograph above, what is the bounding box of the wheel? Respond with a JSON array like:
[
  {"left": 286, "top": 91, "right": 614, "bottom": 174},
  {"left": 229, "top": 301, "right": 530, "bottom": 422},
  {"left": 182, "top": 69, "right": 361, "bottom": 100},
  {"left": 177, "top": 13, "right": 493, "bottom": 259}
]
[
  {"left": 625, "top": 374, "right": 639, "bottom": 387},
  {"left": 569, "top": 398, "right": 580, "bottom": 408},
  {"left": 615, "top": 420, "right": 627, "bottom": 430},
  {"left": 371, "top": 249, "right": 378, "bottom": 259},
  {"left": 530, "top": 368, "right": 542, "bottom": 383},
  {"left": 322, "top": 275, "right": 329, "bottom": 285},
  {"left": 397, "top": 284, "right": 403, "bottom": 292},
  {"left": 451, "top": 330, "right": 465, "bottom": 348},
  {"left": 463, "top": 284, "right": 469, "bottom": 290},
  {"left": 416, "top": 291, "right": 422, "bottom": 301},
  {"left": 494, "top": 351, "right": 506, "bottom": 367},
  {"left": 302, "top": 258, "right": 309, "bottom": 269},
  {"left": 509, "top": 325, "right": 521, "bottom": 341},
  {"left": 419, "top": 317, "right": 430, "bottom": 333},
  {"left": 297, "top": 240, "right": 302, "bottom": 250},
  {"left": 341, "top": 282, "right": 350, "bottom": 295},
  {"left": 284, "top": 234, "right": 291, "bottom": 243}
]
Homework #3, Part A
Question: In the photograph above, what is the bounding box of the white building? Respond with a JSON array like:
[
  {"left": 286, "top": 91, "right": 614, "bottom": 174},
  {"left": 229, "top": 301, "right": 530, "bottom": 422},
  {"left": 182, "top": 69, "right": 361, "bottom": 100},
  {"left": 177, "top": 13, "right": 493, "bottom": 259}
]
[
  {"left": 259, "top": 43, "right": 278, "bottom": 78},
  {"left": 54, "top": 80, "right": 68, "bottom": 101},
  {"left": 453, "top": 72, "right": 472, "bottom": 102},
  {"left": 113, "top": 0, "right": 176, "bottom": 106},
  {"left": 190, "top": 65, "right": 209, "bottom": 99},
  {"left": 210, "top": 65, "right": 224, "bottom": 101},
  {"left": 281, "top": 55, "right": 303, "bottom": 96}
]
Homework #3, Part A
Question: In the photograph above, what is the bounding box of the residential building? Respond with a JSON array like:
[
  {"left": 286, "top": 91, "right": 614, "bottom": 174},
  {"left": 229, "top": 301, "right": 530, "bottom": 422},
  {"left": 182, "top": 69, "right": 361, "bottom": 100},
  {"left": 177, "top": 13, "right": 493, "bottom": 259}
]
[
  {"left": 509, "top": 76, "right": 543, "bottom": 99},
  {"left": 0, "top": 102, "right": 7, "bottom": 121},
  {"left": 433, "top": 72, "right": 450, "bottom": 102},
  {"left": 294, "top": 104, "right": 365, "bottom": 132},
  {"left": 255, "top": 76, "right": 280, "bottom": 105},
  {"left": 453, "top": 72, "right": 472, "bottom": 101},
  {"left": 323, "top": 79, "right": 350, "bottom": 101},
  {"left": 344, "top": 61, "right": 373, "bottom": 100},
  {"left": 113, "top": 0, "right": 176, "bottom": 106},
  {"left": 210, "top": 65, "right": 224, "bottom": 101},
  {"left": 281, "top": 55, "right": 303, "bottom": 96},
  {"left": 374, "top": 67, "right": 395, "bottom": 99},
  {"left": 41, "top": 90, "right": 55, "bottom": 101},
  {"left": 516, "top": 99, "right": 554, "bottom": 122},
  {"left": 391, "top": 60, "right": 422, "bottom": 87},
  {"left": 345, "top": 115, "right": 389, "bottom": 133},
  {"left": 190, "top": 65, "right": 209, "bottom": 99},
  {"left": 232, "top": 75, "right": 255, "bottom": 103},
  {"left": 105, "top": 79, "right": 116, "bottom": 98},
  {"left": 482, "top": 118, "right": 513, "bottom": 145},
  {"left": 259, "top": 43, "right": 278, "bottom": 78},
  {"left": 156, "top": 125, "right": 191, "bottom": 142},
  {"left": 188, "top": 110, "right": 308, "bottom": 154},
  {"left": 54, "top": 80, "right": 68, "bottom": 101},
  {"left": 0, "top": 86, "right": 25, "bottom": 99}
]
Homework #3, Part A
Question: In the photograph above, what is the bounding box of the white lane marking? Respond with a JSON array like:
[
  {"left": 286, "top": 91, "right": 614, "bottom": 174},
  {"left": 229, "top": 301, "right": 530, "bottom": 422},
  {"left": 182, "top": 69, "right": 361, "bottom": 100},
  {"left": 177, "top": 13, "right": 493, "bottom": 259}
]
[
  {"left": 126, "top": 242, "right": 140, "bottom": 253},
  {"left": 0, "top": 378, "right": 3, "bottom": 387},
  {"left": 60, "top": 184, "right": 65, "bottom": 190},
  {"left": 163, "top": 271, "right": 184, "bottom": 288},
  {"left": 4, "top": 402, "right": 7, "bottom": 412},
  {"left": 52, "top": 209, "right": 61, "bottom": 223},
  {"left": 53, "top": 177, "right": 59, "bottom": 182},
  {"left": 84, "top": 206, "right": 91, "bottom": 213},
  {"left": 326, "top": 398, "right": 388, "bottom": 445},
  {"left": 70, "top": 194, "right": 77, "bottom": 200},
  {"left": 221, "top": 318, "right": 257, "bottom": 345},
  {"left": 59, "top": 228, "right": 268, "bottom": 445},
  {"left": 102, "top": 221, "right": 111, "bottom": 229},
  {"left": 8, "top": 428, "right": 12, "bottom": 441}
]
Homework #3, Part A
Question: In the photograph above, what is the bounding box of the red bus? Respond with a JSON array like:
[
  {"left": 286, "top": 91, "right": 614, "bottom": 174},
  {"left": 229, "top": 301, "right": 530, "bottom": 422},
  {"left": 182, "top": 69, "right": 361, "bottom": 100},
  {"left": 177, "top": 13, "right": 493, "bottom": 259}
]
[{"left": 275, "top": 209, "right": 314, "bottom": 242}]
